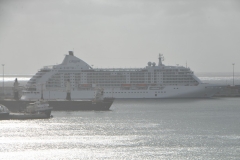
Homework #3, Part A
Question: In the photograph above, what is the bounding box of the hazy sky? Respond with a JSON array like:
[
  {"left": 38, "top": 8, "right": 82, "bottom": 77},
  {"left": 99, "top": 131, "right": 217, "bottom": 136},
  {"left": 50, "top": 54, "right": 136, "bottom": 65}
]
[{"left": 0, "top": 0, "right": 240, "bottom": 74}]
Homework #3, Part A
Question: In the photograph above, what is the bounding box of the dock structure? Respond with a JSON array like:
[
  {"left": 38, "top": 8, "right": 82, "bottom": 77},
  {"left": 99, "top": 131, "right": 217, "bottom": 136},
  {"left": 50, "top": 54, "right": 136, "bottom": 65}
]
[
  {"left": 0, "top": 86, "right": 23, "bottom": 99},
  {"left": 213, "top": 85, "right": 240, "bottom": 97}
]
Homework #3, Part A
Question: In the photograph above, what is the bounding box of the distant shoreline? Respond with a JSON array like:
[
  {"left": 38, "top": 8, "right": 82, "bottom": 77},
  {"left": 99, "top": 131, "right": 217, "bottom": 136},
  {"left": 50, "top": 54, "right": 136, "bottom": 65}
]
[{"left": 0, "top": 74, "right": 33, "bottom": 77}]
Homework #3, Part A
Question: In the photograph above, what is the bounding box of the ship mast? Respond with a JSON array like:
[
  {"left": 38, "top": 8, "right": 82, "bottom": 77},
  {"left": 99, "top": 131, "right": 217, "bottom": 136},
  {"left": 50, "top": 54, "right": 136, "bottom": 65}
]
[{"left": 158, "top": 54, "right": 164, "bottom": 66}]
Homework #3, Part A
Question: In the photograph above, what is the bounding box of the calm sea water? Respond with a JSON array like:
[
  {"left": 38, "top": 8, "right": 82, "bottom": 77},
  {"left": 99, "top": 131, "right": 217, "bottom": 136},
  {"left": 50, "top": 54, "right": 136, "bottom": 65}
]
[{"left": 1, "top": 98, "right": 240, "bottom": 160}]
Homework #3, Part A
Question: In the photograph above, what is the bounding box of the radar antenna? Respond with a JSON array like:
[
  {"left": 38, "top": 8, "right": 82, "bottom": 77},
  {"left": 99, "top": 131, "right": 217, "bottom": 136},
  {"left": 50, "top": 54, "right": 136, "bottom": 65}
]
[
  {"left": 158, "top": 53, "right": 164, "bottom": 66},
  {"left": 159, "top": 54, "right": 164, "bottom": 61}
]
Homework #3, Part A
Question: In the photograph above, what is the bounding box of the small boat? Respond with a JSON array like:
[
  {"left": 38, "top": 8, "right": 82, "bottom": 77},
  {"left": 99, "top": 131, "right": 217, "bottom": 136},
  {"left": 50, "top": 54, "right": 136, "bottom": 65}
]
[
  {"left": 0, "top": 104, "right": 10, "bottom": 120},
  {"left": 26, "top": 100, "right": 53, "bottom": 117},
  {"left": 0, "top": 101, "right": 53, "bottom": 120}
]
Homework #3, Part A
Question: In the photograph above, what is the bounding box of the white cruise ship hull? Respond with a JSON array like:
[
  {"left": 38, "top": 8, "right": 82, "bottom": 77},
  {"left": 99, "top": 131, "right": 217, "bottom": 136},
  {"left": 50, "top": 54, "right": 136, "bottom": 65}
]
[
  {"left": 21, "top": 52, "right": 223, "bottom": 101},
  {"left": 21, "top": 84, "right": 220, "bottom": 100}
]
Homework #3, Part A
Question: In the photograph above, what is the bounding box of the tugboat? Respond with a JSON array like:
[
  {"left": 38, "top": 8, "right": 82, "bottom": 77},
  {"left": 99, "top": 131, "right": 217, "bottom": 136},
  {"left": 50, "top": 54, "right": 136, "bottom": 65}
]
[
  {"left": 0, "top": 101, "right": 53, "bottom": 120},
  {"left": 8, "top": 100, "right": 53, "bottom": 120},
  {"left": 26, "top": 100, "right": 53, "bottom": 117},
  {"left": 0, "top": 104, "right": 10, "bottom": 120}
]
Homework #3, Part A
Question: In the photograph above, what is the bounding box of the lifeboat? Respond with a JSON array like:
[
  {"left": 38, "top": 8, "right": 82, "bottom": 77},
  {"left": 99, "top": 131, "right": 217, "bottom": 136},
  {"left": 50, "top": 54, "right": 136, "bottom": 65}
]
[
  {"left": 79, "top": 84, "right": 92, "bottom": 88},
  {"left": 137, "top": 84, "right": 147, "bottom": 87}
]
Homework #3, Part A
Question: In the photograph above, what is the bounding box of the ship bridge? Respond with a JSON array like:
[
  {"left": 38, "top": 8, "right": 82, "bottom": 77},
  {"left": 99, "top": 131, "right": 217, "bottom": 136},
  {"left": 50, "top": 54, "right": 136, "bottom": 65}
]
[{"left": 60, "top": 51, "right": 92, "bottom": 70}]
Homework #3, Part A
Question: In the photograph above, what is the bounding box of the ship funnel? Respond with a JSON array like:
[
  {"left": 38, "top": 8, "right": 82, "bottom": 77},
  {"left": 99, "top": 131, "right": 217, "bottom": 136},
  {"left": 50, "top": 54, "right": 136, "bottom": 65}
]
[{"left": 69, "top": 51, "right": 74, "bottom": 56}]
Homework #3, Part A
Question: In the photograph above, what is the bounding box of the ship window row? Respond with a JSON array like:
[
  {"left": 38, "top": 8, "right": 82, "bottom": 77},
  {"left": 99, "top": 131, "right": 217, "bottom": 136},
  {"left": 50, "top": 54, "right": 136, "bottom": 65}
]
[
  {"left": 163, "top": 76, "right": 194, "bottom": 79},
  {"left": 48, "top": 80, "right": 61, "bottom": 83},
  {"left": 89, "top": 76, "right": 146, "bottom": 79},
  {"left": 62, "top": 75, "right": 81, "bottom": 77},
  {"left": 163, "top": 80, "right": 197, "bottom": 82},
  {"left": 83, "top": 76, "right": 148, "bottom": 78},
  {"left": 130, "top": 81, "right": 145, "bottom": 83},
  {"left": 163, "top": 75, "right": 193, "bottom": 77},
  {"left": 104, "top": 91, "right": 149, "bottom": 94},
  {"left": 48, "top": 79, "right": 61, "bottom": 81},
  {"left": 88, "top": 77, "right": 126, "bottom": 80},
  {"left": 96, "top": 84, "right": 120, "bottom": 86},
  {"left": 45, "top": 83, "right": 198, "bottom": 89},
  {"left": 99, "top": 83, "right": 146, "bottom": 85},
  {"left": 23, "top": 91, "right": 40, "bottom": 94},
  {"left": 163, "top": 80, "right": 197, "bottom": 83},
  {"left": 87, "top": 72, "right": 129, "bottom": 75},
  {"left": 46, "top": 85, "right": 61, "bottom": 87},
  {"left": 130, "top": 79, "right": 146, "bottom": 81},
  {"left": 87, "top": 75, "right": 125, "bottom": 77},
  {"left": 87, "top": 78, "right": 126, "bottom": 81},
  {"left": 54, "top": 71, "right": 192, "bottom": 76},
  {"left": 88, "top": 72, "right": 114, "bottom": 75},
  {"left": 86, "top": 77, "right": 126, "bottom": 80},
  {"left": 103, "top": 91, "right": 167, "bottom": 94},
  {"left": 163, "top": 72, "right": 191, "bottom": 74},
  {"left": 130, "top": 77, "right": 148, "bottom": 79},
  {"left": 169, "top": 73, "right": 188, "bottom": 75},
  {"left": 130, "top": 74, "right": 145, "bottom": 76},
  {"left": 59, "top": 70, "right": 82, "bottom": 72},
  {"left": 163, "top": 78, "right": 195, "bottom": 80},
  {"left": 47, "top": 82, "right": 61, "bottom": 85},
  {"left": 47, "top": 80, "right": 197, "bottom": 84},
  {"left": 52, "top": 74, "right": 197, "bottom": 79},
  {"left": 87, "top": 81, "right": 126, "bottom": 83},
  {"left": 87, "top": 80, "right": 148, "bottom": 83},
  {"left": 86, "top": 77, "right": 157, "bottom": 81},
  {"left": 86, "top": 73, "right": 146, "bottom": 75},
  {"left": 163, "top": 69, "right": 181, "bottom": 72}
]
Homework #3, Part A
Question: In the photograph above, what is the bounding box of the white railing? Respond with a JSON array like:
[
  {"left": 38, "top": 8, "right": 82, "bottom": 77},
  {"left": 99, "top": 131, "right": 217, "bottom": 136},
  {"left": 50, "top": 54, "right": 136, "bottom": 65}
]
[{"left": 93, "top": 68, "right": 144, "bottom": 72}]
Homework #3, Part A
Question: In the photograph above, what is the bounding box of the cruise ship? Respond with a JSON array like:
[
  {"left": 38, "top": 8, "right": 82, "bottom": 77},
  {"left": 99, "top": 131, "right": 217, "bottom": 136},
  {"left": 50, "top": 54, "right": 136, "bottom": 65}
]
[{"left": 21, "top": 51, "right": 220, "bottom": 100}]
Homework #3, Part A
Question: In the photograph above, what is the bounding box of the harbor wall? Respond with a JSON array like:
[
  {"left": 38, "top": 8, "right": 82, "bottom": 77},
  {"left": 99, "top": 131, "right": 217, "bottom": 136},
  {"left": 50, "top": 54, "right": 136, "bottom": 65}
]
[{"left": 0, "top": 87, "right": 23, "bottom": 99}]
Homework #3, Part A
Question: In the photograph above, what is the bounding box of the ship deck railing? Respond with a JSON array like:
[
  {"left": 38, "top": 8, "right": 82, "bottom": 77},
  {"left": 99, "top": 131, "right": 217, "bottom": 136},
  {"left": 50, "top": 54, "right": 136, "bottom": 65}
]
[{"left": 92, "top": 68, "right": 145, "bottom": 72}]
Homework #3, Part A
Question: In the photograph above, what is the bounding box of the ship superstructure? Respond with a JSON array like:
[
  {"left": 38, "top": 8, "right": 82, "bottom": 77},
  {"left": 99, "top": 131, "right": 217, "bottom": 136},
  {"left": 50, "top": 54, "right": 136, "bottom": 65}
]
[{"left": 21, "top": 51, "right": 220, "bottom": 100}]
